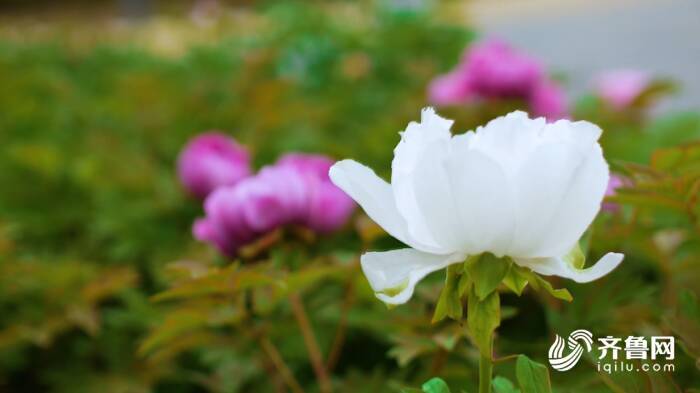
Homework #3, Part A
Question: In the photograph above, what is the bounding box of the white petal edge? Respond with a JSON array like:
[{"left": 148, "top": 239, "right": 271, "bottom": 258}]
[
  {"left": 329, "top": 159, "right": 445, "bottom": 253},
  {"left": 361, "top": 249, "right": 466, "bottom": 305},
  {"left": 391, "top": 108, "right": 453, "bottom": 250},
  {"left": 515, "top": 252, "right": 624, "bottom": 283}
]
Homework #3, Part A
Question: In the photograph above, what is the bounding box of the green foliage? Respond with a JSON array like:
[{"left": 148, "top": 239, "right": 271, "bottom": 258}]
[
  {"left": 432, "top": 263, "right": 468, "bottom": 323},
  {"left": 0, "top": 1, "right": 699, "bottom": 392},
  {"left": 515, "top": 355, "right": 552, "bottom": 393},
  {"left": 523, "top": 270, "right": 573, "bottom": 302},
  {"left": 491, "top": 376, "right": 520, "bottom": 393},
  {"left": 502, "top": 265, "right": 529, "bottom": 296},
  {"left": 421, "top": 377, "right": 453, "bottom": 393},
  {"left": 467, "top": 286, "right": 500, "bottom": 358},
  {"left": 467, "top": 254, "right": 511, "bottom": 301}
]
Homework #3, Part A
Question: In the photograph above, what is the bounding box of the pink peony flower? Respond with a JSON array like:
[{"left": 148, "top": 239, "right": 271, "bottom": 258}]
[
  {"left": 276, "top": 153, "right": 356, "bottom": 233},
  {"left": 460, "top": 39, "right": 543, "bottom": 99},
  {"left": 594, "top": 70, "right": 651, "bottom": 109},
  {"left": 529, "top": 80, "right": 569, "bottom": 121},
  {"left": 177, "top": 132, "right": 251, "bottom": 199},
  {"left": 193, "top": 153, "right": 355, "bottom": 256},
  {"left": 427, "top": 70, "right": 473, "bottom": 106},
  {"left": 428, "top": 38, "right": 568, "bottom": 121}
]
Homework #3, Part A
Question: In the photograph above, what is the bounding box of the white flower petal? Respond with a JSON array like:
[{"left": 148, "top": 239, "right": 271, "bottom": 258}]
[
  {"left": 510, "top": 119, "right": 607, "bottom": 258},
  {"left": 408, "top": 141, "right": 464, "bottom": 251},
  {"left": 447, "top": 142, "right": 516, "bottom": 256},
  {"left": 361, "top": 248, "right": 466, "bottom": 305},
  {"left": 391, "top": 108, "right": 454, "bottom": 250},
  {"left": 328, "top": 159, "right": 443, "bottom": 253},
  {"left": 469, "top": 111, "right": 545, "bottom": 177},
  {"left": 542, "top": 119, "right": 602, "bottom": 153},
  {"left": 515, "top": 252, "right": 624, "bottom": 283},
  {"left": 509, "top": 141, "right": 582, "bottom": 257},
  {"left": 536, "top": 144, "right": 609, "bottom": 257}
]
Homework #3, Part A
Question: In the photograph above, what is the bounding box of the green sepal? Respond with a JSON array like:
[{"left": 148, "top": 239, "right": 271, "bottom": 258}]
[
  {"left": 503, "top": 264, "right": 529, "bottom": 296},
  {"left": 467, "top": 253, "right": 511, "bottom": 300},
  {"left": 524, "top": 270, "right": 572, "bottom": 302},
  {"left": 467, "top": 285, "right": 500, "bottom": 358},
  {"left": 432, "top": 263, "right": 468, "bottom": 323},
  {"left": 515, "top": 355, "right": 552, "bottom": 393}
]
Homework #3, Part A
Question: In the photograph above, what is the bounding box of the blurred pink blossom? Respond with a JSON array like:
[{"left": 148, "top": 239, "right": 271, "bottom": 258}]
[
  {"left": 460, "top": 39, "right": 543, "bottom": 99},
  {"left": 276, "top": 153, "right": 356, "bottom": 233},
  {"left": 427, "top": 70, "right": 472, "bottom": 106},
  {"left": 428, "top": 38, "right": 568, "bottom": 121},
  {"left": 193, "top": 153, "right": 355, "bottom": 256},
  {"left": 530, "top": 80, "right": 569, "bottom": 120},
  {"left": 603, "top": 174, "right": 626, "bottom": 212},
  {"left": 594, "top": 70, "right": 651, "bottom": 109},
  {"left": 177, "top": 132, "right": 251, "bottom": 199}
]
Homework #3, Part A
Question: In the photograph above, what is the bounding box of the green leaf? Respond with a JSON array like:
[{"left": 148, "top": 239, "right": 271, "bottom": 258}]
[
  {"left": 524, "top": 271, "right": 573, "bottom": 302},
  {"left": 285, "top": 263, "right": 350, "bottom": 292},
  {"left": 467, "top": 286, "right": 500, "bottom": 357},
  {"left": 492, "top": 376, "right": 521, "bottom": 393},
  {"left": 421, "top": 377, "right": 451, "bottom": 393},
  {"left": 388, "top": 335, "right": 435, "bottom": 367},
  {"left": 503, "top": 264, "right": 529, "bottom": 296},
  {"left": 433, "top": 263, "right": 466, "bottom": 323},
  {"left": 467, "top": 253, "right": 511, "bottom": 300},
  {"left": 515, "top": 355, "right": 552, "bottom": 393}
]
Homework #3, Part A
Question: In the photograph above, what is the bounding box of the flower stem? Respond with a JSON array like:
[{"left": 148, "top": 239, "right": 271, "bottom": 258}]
[
  {"left": 478, "top": 336, "right": 493, "bottom": 393},
  {"left": 327, "top": 280, "right": 355, "bottom": 372},
  {"left": 258, "top": 335, "right": 305, "bottom": 393},
  {"left": 289, "top": 292, "right": 333, "bottom": 393}
]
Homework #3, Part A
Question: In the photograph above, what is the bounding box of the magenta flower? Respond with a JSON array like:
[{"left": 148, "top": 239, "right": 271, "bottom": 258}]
[
  {"left": 427, "top": 70, "right": 473, "bottom": 106},
  {"left": 193, "top": 165, "right": 307, "bottom": 256},
  {"left": 276, "top": 153, "right": 334, "bottom": 180},
  {"left": 193, "top": 153, "right": 355, "bottom": 256},
  {"left": 428, "top": 39, "right": 568, "bottom": 121},
  {"left": 276, "top": 153, "right": 356, "bottom": 233},
  {"left": 177, "top": 132, "right": 251, "bottom": 199},
  {"left": 461, "top": 39, "right": 543, "bottom": 99},
  {"left": 530, "top": 80, "right": 568, "bottom": 120},
  {"left": 603, "top": 174, "right": 626, "bottom": 212},
  {"left": 594, "top": 70, "right": 651, "bottom": 109}
]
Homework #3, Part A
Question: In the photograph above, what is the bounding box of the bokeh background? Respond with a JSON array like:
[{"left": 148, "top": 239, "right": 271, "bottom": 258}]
[{"left": 0, "top": 1, "right": 698, "bottom": 392}]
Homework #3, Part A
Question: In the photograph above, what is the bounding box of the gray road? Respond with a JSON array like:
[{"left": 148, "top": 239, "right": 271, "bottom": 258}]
[{"left": 470, "top": 0, "right": 700, "bottom": 111}]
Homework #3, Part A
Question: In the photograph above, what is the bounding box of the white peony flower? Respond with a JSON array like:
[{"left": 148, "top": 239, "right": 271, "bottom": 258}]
[{"left": 329, "top": 109, "right": 624, "bottom": 305}]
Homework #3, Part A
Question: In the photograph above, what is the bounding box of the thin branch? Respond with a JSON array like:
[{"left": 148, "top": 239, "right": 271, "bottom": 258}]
[
  {"left": 289, "top": 292, "right": 333, "bottom": 393},
  {"left": 493, "top": 354, "right": 519, "bottom": 364},
  {"left": 326, "top": 281, "right": 355, "bottom": 372},
  {"left": 429, "top": 348, "right": 448, "bottom": 375},
  {"left": 258, "top": 335, "right": 305, "bottom": 393}
]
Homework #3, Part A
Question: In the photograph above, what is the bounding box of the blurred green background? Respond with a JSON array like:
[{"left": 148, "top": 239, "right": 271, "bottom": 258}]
[{"left": 0, "top": 1, "right": 698, "bottom": 392}]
